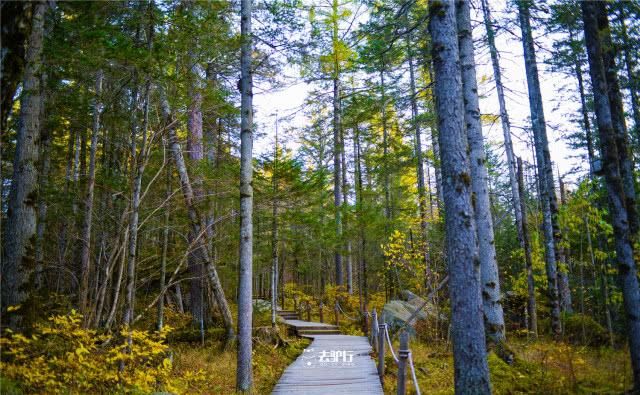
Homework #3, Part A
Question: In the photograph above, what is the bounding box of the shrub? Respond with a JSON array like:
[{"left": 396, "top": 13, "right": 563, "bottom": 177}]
[
  {"left": 562, "top": 313, "right": 610, "bottom": 346},
  {"left": 0, "top": 310, "right": 202, "bottom": 394}
]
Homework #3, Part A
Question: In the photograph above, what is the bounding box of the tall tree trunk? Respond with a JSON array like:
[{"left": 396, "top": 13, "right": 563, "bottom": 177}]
[
  {"left": 518, "top": 157, "right": 537, "bottom": 338},
  {"left": 160, "top": 91, "right": 236, "bottom": 341},
  {"left": 271, "top": 115, "right": 279, "bottom": 327},
  {"left": 123, "top": 80, "right": 150, "bottom": 328},
  {"left": 333, "top": 75, "right": 343, "bottom": 287},
  {"left": 517, "top": 0, "right": 561, "bottom": 337},
  {"left": 2, "top": 1, "right": 45, "bottom": 327},
  {"left": 340, "top": 127, "right": 353, "bottom": 294},
  {"left": 105, "top": 228, "right": 127, "bottom": 329},
  {"left": 186, "top": 56, "right": 205, "bottom": 330},
  {"left": 79, "top": 69, "right": 103, "bottom": 319},
  {"left": 596, "top": 2, "right": 639, "bottom": 239},
  {"left": 425, "top": 66, "right": 444, "bottom": 210},
  {"left": 617, "top": 5, "right": 640, "bottom": 144},
  {"left": 0, "top": 2, "right": 33, "bottom": 134},
  {"left": 34, "top": 71, "right": 50, "bottom": 289},
  {"left": 380, "top": 68, "right": 391, "bottom": 225},
  {"left": 354, "top": 125, "right": 368, "bottom": 314},
  {"left": 237, "top": 0, "right": 254, "bottom": 390},
  {"left": 582, "top": 2, "right": 640, "bottom": 387},
  {"left": 571, "top": 28, "right": 597, "bottom": 178},
  {"left": 407, "top": 34, "right": 430, "bottom": 283},
  {"left": 157, "top": 151, "right": 171, "bottom": 331},
  {"left": 558, "top": 178, "right": 573, "bottom": 313},
  {"left": 457, "top": 0, "right": 505, "bottom": 344},
  {"left": 429, "top": 1, "right": 491, "bottom": 391},
  {"left": 331, "top": 0, "right": 343, "bottom": 288},
  {"left": 480, "top": 0, "right": 524, "bottom": 247}
]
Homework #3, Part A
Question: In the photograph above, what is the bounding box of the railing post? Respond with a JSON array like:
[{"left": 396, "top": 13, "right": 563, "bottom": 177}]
[
  {"left": 397, "top": 330, "right": 409, "bottom": 395},
  {"left": 293, "top": 296, "right": 297, "bottom": 311},
  {"left": 334, "top": 301, "right": 340, "bottom": 327},
  {"left": 371, "top": 309, "right": 378, "bottom": 350},
  {"left": 378, "top": 322, "right": 386, "bottom": 384},
  {"left": 362, "top": 308, "right": 369, "bottom": 336},
  {"left": 319, "top": 301, "right": 324, "bottom": 323},
  {"left": 306, "top": 302, "right": 311, "bottom": 321}
]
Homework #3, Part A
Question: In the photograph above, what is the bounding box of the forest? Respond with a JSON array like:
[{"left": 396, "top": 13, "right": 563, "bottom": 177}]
[{"left": 1, "top": 0, "right": 640, "bottom": 394}]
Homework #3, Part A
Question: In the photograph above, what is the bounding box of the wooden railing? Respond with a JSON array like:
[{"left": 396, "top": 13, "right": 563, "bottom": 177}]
[
  {"left": 370, "top": 309, "right": 421, "bottom": 395},
  {"left": 283, "top": 298, "right": 422, "bottom": 394}
]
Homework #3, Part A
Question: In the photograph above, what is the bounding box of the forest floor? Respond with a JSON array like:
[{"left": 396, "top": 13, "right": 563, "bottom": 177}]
[
  {"left": 380, "top": 336, "right": 632, "bottom": 394},
  {"left": 0, "top": 306, "right": 631, "bottom": 394},
  {"left": 171, "top": 335, "right": 310, "bottom": 394},
  {"left": 166, "top": 329, "right": 631, "bottom": 394}
]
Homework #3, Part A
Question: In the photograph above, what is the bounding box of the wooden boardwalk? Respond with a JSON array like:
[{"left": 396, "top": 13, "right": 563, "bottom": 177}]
[{"left": 272, "top": 312, "right": 383, "bottom": 395}]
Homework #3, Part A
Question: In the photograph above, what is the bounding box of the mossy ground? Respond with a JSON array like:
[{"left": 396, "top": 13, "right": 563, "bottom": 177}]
[{"left": 379, "top": 336, "right": 632, "bottom": 394}]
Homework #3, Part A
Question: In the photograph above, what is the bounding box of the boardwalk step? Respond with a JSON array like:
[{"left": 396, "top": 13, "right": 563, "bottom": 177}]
[
  {"left": 291, "top": 325, "right": 338, "bottom": 331},
  {"left": 272, "top": 334, "right": 383, "bottom": 394},
  {"left": 296, "top": 329, "right": 342, "bottom": 335}
]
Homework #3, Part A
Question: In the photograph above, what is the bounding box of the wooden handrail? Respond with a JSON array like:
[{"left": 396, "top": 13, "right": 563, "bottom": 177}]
[{"left": 370, "top": 310, "right": 421, "bottom": 395}]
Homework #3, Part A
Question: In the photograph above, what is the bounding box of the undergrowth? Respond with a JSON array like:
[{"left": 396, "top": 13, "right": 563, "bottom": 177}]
[{"left": 380, "top": 336, "right": 632, "bottom": 394}]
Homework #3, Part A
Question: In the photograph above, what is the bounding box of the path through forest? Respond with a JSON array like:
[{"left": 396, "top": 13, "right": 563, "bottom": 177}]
[{"left": 272, "top": 311, "right": 383, "bottom": 394}]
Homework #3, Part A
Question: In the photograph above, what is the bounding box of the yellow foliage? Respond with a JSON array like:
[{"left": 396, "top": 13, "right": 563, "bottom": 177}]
[{"left": 0, "top": 310, "right": 198, "bottom": 394}]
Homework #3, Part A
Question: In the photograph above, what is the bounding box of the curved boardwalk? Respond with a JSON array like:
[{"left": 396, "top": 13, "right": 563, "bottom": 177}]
[{"left": 272, "top": 312, "right": 383, "bottom": 395}]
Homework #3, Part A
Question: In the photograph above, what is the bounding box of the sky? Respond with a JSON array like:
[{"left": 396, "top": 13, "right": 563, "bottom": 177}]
[{"left": 251, "top": 0, "right": 588, "bottom": 187}]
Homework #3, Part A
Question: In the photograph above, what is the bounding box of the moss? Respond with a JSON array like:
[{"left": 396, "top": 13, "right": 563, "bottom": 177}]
[
  {"left": 562, "top": 313, "right": 610, "bottom": 346},
  {"left": 0, "top": 376, "right": 23, "bottom": 395},
  {"left": 395, "top": 337, "right": 633, "bottom": 395}
]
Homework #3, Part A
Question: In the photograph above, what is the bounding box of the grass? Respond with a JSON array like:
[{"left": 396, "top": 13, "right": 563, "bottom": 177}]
[
  {"left": 378, "top": 336, "right": 633, "bottom": 394},
  {"left": 170, "top": 325, "right": 309, "bottom": 394}
]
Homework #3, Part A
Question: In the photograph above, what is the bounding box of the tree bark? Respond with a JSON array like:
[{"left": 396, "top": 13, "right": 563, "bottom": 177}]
[
  {"left": 333, "top": 75, "right": 343, "bottom": 287},
  {"left": 558, "top": 178, "right": 573, "bottom": 314},
  {"left": 34, "top": 70, "right": 50, "bottom": 289},
  {"left": 186, "top": 54, "right": 205, "bottom": 330},
  {"left": 340, "top": 126, "right": 353, "bottom": 294},
  {"left": 571, "top": 27, "right": 597, "bottom": 178},
  {"left": 518, "top": 157, "right": 537, "bottom": 338},
  {"left": 617, "top": 4, "right": 640, "bottom": 144},
  {"left": 354, "top": 125, "right": 368, "bottom": 314},
  {"left": 457, "top": 0, "right": 505, "bottom": 344},
  {"left": 271, "top": 115, "right": 279, "bottom": 327},
  {"left": 79, "top": 69, "right": 103, "bottom": 319},
  {"left": 237, "top": 0, "right": 254, "bottom": 390},
  {"left": 596, "top": 2, "right": 639, "bottom": 239},
  {"left": 1, "top": 1, "right": 33, "bottom": 133},
  {"left": 429, "top": 1, "right": 491, "bottom": 391},
  {"left": 407, "top": 33, "right": 430, "bottom": 283},
  {"left": 480, "top": 0, "right": 524, "bottom": 248},
  {"left": 517, "top": 0, "right": 561, "bottom": 337},
  {"left": 2, "top": 1, "right": 46, "bottom": 327},
  {"left": 123, "top": 80, "right": 150, "bottom": 328},
  {"left": 160, "top": 90, "right": 236, "bottom": 341},
  {"left": 157, "top": 148, "right": 171, "bottom": 331},
  {"left": 582, "top": 2, "right": 640, "bottom": 388}
]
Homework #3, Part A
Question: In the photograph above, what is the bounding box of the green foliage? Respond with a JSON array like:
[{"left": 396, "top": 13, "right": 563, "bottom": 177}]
[{"left": 562, "top": 313, "right": 610, "bottom": 346}]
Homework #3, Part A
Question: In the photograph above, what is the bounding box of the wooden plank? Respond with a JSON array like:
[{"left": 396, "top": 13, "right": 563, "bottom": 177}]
[{"left": 272, "top": 334, "right": 383, "bottom": 395}]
